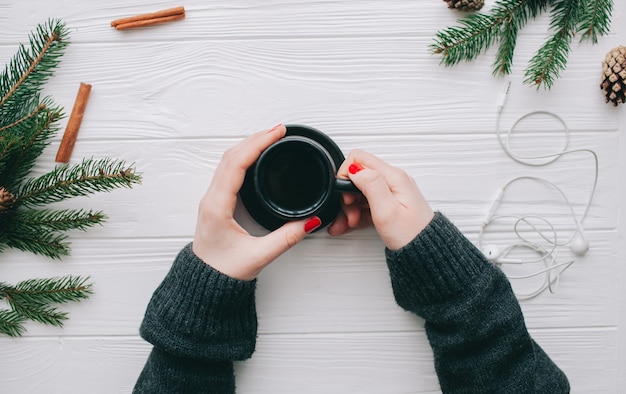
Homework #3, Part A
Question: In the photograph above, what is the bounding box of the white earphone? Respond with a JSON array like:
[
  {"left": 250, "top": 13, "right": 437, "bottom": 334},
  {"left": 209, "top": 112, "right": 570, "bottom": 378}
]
[
  {"left": 479, "top": 82, "right": 598, "bottom": 300},
  {"left": 570, "top": 233, "right": 590, "bottom": 256}
]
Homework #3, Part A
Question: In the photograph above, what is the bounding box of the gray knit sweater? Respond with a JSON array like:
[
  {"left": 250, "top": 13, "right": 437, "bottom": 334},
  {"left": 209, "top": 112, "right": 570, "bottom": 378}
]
[{"left": 133, "top": 212, "right": 570, "bottom": 393}]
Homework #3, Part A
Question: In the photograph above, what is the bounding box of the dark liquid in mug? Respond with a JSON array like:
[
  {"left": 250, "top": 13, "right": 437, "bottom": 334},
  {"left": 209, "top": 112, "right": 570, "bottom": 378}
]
[{"left": 262, "top": 146, "right": 328, "bottom": 212}]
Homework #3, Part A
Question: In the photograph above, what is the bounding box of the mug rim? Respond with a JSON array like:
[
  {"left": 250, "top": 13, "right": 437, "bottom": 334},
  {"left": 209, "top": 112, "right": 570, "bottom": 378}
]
[
  {"left": 240, "top": 124, "right": 346, "bottom": 231},
  {"left": 254, "top": 136, "right": 335, "bottom": 218}
]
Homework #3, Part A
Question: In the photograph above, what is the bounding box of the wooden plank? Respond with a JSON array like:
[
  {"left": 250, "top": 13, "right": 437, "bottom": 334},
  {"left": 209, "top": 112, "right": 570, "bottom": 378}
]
[
  {"left": 0, "top": 228, "right": 618, "bottom": 337},
  {"left": 0, "top": 329, "right": 616, "bottom": 393},
  {"left": 1, "top": 0, "right": 624, "bottom": 390},
  {"left": 0, "top": 38, "right": 619, "bottom": 141},
  {"left": 0, "top": 0, "right": 565, "bottom": 44},
  {"left": 14, "top": 131, "right": 616, "bottom": 239}
]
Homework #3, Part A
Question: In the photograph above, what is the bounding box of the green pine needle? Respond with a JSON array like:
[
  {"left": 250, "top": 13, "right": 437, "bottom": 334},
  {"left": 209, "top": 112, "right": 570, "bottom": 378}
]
[
  {"left": 578, "top": 0, "right": 613, "bottom": 43},
  {"left": 0, "top": 276, "right": 92, "bottom": 333},
  {"left": 0, "top": 100, "right": 63, "bottom": 190},
  {"left": 431, "top": 13, "right": 502, "bottom": 66},
  {"left": 492, "top": 18, "right": 519, "bottom": 77},
  {"left": 524, "top": 0, "right": 581, "bottom": 89},
  {"left": 1, "top": 228, "right": 70, "bottom": 258},
  {"left": 12, "top": 208, "right": 106, "bottom": 232},
  {"left": 0, "top": 208, "right": 106, "bottom": 258},
  {"left": 0, "top": 19, "right": 68, "bottom": 126},
  {"left": 431, "top": 0, "right": 613, "bottom": 89},
  {"left": 0, "top": 309, "right": 27, "bottom": 337},
  {"left": 16, "top": 158, "right": 141, "bottom": 207}
]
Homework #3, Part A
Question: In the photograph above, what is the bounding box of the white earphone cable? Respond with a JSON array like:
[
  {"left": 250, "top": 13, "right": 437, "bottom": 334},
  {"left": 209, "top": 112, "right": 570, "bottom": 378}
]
[{"left": 481, "top": 82, "right": 599, "bottom": 300}]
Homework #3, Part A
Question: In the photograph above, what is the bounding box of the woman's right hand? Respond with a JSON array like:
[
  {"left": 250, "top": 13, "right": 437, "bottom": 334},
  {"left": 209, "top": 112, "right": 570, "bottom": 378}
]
[{"left": 327, "top": 150, "right": 434, "bottom": 250}]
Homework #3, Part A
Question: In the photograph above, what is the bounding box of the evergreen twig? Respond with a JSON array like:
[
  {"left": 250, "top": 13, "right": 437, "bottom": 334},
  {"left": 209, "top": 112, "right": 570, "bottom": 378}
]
[
  {"left": 0, "top": 20, "right": 68, "bottom": 126},
  {"left": 0, "top": 100, "right": 63, "bottom": 190},
  {"left": 524, "top": 0, "right": 581, "bottom": 88},
  {"left": 12, "top": 208, "right": 106, "bottom": 232},
  {"left": 431, "top": 0, "right": 613, "bottom": 89},
  {"left": 0, "top": 309, "right": 26, "bottom": 337},
  {"left": 16, "top": 158, "right": 141, "bottom": 206},
  {"left": 578, "top": 0, "right": 613, "bottom": 43},
  {"left": 2, "top": 232, "right": 69, "bottom": 258},
  {"left": 0, "top": 276, "right": 93, "bottom": 335}
]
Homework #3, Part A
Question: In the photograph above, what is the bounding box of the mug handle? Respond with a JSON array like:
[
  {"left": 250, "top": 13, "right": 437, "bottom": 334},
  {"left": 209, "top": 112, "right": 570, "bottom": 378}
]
[{"left": 335, "top": 178, "right": 361, "bottom": 194}]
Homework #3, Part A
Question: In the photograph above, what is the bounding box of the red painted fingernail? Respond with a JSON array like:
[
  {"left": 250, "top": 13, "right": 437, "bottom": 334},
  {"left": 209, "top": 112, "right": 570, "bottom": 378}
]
[
  {"left": 266, "top": 123, "right": 283, "bottom": 133},
  {"left": 349, "top": 162, "right": 364, "bottom": 174},
  {"left": 304, "top": 216, "right": 322, "bottom": 233}
]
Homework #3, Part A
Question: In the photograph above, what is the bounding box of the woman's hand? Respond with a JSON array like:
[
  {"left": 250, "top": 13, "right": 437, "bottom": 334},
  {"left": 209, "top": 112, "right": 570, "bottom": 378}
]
[
  {"left": 328, "top": 149, "right": 434, "bottom": 250},
  {"left": 192, "top": 124, "right": 322, "bottom": 281}
]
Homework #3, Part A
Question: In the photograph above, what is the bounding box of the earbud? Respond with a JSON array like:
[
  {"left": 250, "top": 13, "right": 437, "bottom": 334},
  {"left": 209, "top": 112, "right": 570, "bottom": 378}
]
[
  {"left": 570, "top": 233, "right": 589, "bottom": 256},
  {"left": 481, "top": 244, "right": 522, "bottom": 264},
  {"left": 482, "top": 244, "right": 500, "bottom": 261}
]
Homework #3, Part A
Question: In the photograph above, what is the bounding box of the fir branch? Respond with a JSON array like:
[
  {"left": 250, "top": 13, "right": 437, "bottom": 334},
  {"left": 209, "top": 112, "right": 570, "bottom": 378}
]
[
  {"left": 578, "top": 0, "right": 613, "bottom": 43},
  {"left": 432, "top": 0, "right": 612, "bottom": 89},
  {"left": 0, "top": 276, "right": 92, "bottom": 330},
  {"left": 493, "top": 18, "right": 519, "bottom": 76},
  {"left": 11, "top": 208, "right": 106, "bottom": 232},
  {"left": 0, "top": 20, "right": 68, "bottom": 126},
  {"left": 2, "top": 276, "right": 92, "bottom": 307},
  {"left": 10, "top": 302, "right": 69, "bottom": 327},
  {"left": 524, "top": 0, "right": 581, "bottom": 89},
  {"left": 0, "top": 226, "right": 70, "bottom": 258},
  {"left": 0, "top": 103, "right": 47, "bottom": 133},
  {"left": 0, "top": 101, "right": 62, "bottom": 190},
  {"left": 492, "top": 0, "right": 549, "bottom": 76},
  {"left": 431, "top": 0, "right": 551, "bottom": 67},
  {"left": 16, "top": 158, "right": 141, "bottom": 207},
  {"left": 0, "top": 209, "right": 101, "bottom": 258},
  {"left": 431, "top": 13, "right": 503, "bottom": 66},
  {"left": 0, "top": 309, "right": 26, "bottom": 337}
]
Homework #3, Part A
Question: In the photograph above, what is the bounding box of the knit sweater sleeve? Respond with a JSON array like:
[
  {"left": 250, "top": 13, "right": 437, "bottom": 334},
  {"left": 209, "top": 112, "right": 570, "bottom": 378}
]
[
  {"left": 385, "top": 212, "right": 570, "bottom": 393},
  {"left": 133, "top": 243, "right": 258, "bottom": 394}
]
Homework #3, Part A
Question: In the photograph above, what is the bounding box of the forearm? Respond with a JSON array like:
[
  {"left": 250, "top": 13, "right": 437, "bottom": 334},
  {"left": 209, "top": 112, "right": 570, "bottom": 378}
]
[
  {"left": 385, "top": 212, "right": 569, "bottom": 393},
  {"left": 134, "top": 243, "right": 258, "bottom": 393}
]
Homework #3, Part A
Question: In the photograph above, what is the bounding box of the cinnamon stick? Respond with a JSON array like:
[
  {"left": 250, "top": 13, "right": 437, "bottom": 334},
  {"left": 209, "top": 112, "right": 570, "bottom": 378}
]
[
  {"left": 115, "top": 13, "right": 186, "bottom": 31},
  {"left": 55, "top": 82, "right": 92, "bottom": 163},
  {"left": 111, "top": 6, "right": 185, "bottom": 30}
]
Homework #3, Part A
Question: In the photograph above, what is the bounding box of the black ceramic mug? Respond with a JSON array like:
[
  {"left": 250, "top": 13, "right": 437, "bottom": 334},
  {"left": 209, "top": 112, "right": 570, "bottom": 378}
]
[{"left": 240, "top": 125, "right": 360, "bottom": 231}]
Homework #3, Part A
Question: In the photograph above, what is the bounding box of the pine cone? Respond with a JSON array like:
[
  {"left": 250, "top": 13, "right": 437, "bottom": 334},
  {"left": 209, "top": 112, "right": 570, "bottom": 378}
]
[
  {"left": 444, "top": 0, "right": 484, "bottom": 11},
  {"left": 601, "top": 46, "right": 626, "bottom": 107},
  {"left": 0, "top": 187, "right": 16, "bottom": 212}
]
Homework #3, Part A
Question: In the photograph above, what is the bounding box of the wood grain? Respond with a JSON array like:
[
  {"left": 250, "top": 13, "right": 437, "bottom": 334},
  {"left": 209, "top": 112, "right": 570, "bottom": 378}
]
[
  {"left": 0, "top": 329, "right": 616, "bottom": 393},
  {"left": 0, "top": 0, "right": 624, "bottom": 392}
]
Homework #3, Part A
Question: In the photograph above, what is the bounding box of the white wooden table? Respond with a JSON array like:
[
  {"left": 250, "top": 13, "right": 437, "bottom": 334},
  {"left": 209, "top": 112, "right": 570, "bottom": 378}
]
[{"left": 1, "top": 1, "right": 624, "bottom": 393}]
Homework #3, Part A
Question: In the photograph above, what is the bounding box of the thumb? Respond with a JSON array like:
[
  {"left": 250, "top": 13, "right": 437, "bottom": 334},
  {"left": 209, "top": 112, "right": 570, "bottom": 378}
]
[
  {"left": 256, "top": 216, "right": 322, "bottom": 263},
  {"left": 348, "top": 166, "right": 395, "bottom": 216}
]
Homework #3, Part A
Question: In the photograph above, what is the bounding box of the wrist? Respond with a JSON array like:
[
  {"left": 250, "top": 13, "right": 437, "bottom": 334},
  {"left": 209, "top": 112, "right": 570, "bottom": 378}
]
[
  {"left": 385, "top": 212, "right": 490, "bottom": 309},
  {"left": 141, "top": 243, "right": 258, "bottom": 360},
  {"left": 384, "top": 208, "right": 435, "bottom": 250}
]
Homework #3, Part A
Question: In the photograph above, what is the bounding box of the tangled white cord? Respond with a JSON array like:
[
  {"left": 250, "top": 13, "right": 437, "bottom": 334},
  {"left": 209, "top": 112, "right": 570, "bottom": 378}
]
[{"left": 478, "top": 82, "right": 599, "bottom": 300}]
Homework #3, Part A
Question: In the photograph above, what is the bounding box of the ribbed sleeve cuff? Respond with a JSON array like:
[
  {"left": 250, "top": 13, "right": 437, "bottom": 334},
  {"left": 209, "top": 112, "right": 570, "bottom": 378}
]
[
  {"left": 385, "top": 212, "right": 493, "bottom": 313},
  {"left": 140, "top": 243, "right": 258, "bottom": 361}
]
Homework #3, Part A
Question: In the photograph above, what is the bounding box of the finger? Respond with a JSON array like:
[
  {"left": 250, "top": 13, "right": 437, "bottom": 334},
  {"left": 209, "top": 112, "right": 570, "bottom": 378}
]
[
  {"left": 348, "top": 166, "right": 397, "bottom": 220},
  {"left": 341, "top": 191, "right": 358, "bottom": 206},
  {"left": 344, "top": 202, "right": 363, "bottom": 228},
  {"left": 253, "top": 216, "right": 320, "bottom": 264},
  {"left": 211, "top": 124, "right": 286, "bottom": 197},
  {"left": 328, "top": 209, "right": 373, "bottom": 236},
  {"left": 337, "top": 149, "right": 398, "bottom": 179},
  {"left": 327, "top": 212, "right": 349, "bottom": 236}
]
